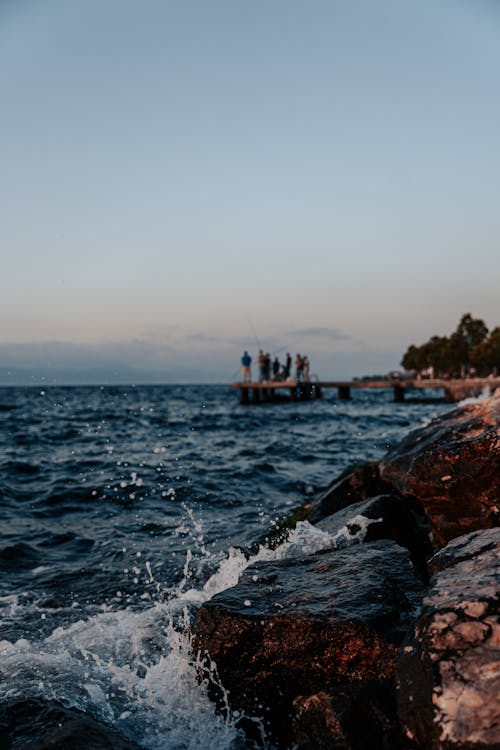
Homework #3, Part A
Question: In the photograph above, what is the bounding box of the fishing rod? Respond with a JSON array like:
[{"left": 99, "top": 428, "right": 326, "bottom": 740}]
[
  {"left": 247, "top": 318, "right": 261, "bottom": 351},
  {"left": 247, "top": 319, "right": 296, "bottom": 359}
]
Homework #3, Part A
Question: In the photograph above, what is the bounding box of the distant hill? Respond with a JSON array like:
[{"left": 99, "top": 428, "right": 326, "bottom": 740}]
[{"left": 0, "top": 366, "right": 228, "bottom": 386}]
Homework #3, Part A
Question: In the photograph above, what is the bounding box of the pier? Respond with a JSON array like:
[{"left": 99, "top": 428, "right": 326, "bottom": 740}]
[{"left": 232, "top": 377, "right": 500, "bottom": 405}]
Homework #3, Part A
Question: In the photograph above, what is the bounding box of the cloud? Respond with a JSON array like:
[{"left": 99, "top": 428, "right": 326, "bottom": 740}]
[
  {"left": 185, "top": 333, "right": 229, "bottom": 345},
  {"left": 0, "top": 339, "right": 176, "bottom": 370},
  {"left": 185, "top": 333, "right": 273, "bottom": 350},
  {"left": 284, "top": 326, "right": 352, "bottom": 342}
]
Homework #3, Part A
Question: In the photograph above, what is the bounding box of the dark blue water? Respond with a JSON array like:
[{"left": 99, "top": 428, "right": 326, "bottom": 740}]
[{"left": 0, "top": 385, "right": 449, "bottom": 748}]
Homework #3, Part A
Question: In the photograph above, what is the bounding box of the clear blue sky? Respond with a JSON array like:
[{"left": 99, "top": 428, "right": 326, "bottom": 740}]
[{"left": 2, "top": 0, "right": 499, "bottom": 382}]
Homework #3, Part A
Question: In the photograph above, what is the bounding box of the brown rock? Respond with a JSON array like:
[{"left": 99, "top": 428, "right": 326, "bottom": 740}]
[
  {"left": 292, "top": 683, "right": 401, "bottom": 750},
  {"left": 308, "top": 461, "right": 394, "bottom": 523},
  {"left": 380, "top": 392, "right": 500, "bottom": 547},
  {"left": 397, "top": 528, "right": 500, "bottom": 749},
  {"left": 316, "top": 493, "right": 433, "bottom": 579},
  {"left": 193, "top": 540, "right": 423, "bottom": 748},
  {"left": 292, "top": 692, "right": 349, "bottom": 750}
]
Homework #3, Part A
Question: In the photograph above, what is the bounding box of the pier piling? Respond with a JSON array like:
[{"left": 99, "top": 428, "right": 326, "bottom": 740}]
[{"left": 233, "top": 377, "right": 500, "bottom": 406}]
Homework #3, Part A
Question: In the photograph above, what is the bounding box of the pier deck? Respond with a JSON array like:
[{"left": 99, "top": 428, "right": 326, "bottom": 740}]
[{"left": 232, "top": 377, "right": 500, "bottom": 405}]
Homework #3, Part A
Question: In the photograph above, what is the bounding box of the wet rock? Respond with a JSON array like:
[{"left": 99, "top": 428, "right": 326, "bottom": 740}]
[
  {"left": 380, "top": 393, "right": 500, "bottom": 547},
  {"left": 194, "top": 540, "right": 423, "bottom": 748},
  {"left": 0, "top": 699, "right": 144, "bottom": 750},
  {"left": 428, "top": 526, "right": 499, "bottom": 576},
  {"left": 292, "top": 692, "right": 350, "bottom": 750},
  {"left": 292, "top": 683, "right": 400, "bottom": 750},
  {"left": 397, "top": 528, "right": 500, "bottom": 749},
  {"left": 308, "top": 461, "right": 394, "bottom": 523},
  {"left": 316, "top": 494, "right": 433, "bottom": 579}
]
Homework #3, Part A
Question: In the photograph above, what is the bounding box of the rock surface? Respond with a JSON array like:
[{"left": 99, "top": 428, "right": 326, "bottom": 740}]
[
  {"left": 380, "top": 392, "right": 500, "bottom": 547},
  {"left": 291, "top": 684, "right": 401, "bottom": 750},
  {"left": 194, "top": 540, "right": 423, "bottom": 748},
  {"left": 397, "top": 528, "right": 500, "bottom": 749},
  {"left": 193, "top": 394, "right": 500, "bottom": 749},
  {"left": 0, "top": 699, "right": 144, "bottom": 750},
  {"left": 309, "top": 461, "right": 394, "bottom": 523},
  {"left": 316, "top": 493, "right": 433, "bottom": 578}
]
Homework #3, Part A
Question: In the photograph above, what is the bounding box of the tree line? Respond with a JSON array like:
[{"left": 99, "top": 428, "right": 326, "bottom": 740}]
[{"left": 401, "top": 313, "right": 500, "bottom": 377}]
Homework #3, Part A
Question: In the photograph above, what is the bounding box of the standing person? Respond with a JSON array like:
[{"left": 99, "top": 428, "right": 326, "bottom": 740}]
[
  {"left": 295, "top": 353, "right": 304, "bottom": 382},
  {"left": 258, "top": 350, "right": 265, "bottom": 382},
  {"left": 284, "top": 352, "right": 292, "bottom": 379},
  {"left": 303, "top": 355, "right": 310, "bottom": 382},
  {"left": 241, "top": 351, "right": 252, "bottom": 382},
  {"left": 264, "top": 353, "right": 271, "bottom": 381},
  {"left": 272, "top": 356, "right": 281, "bottom": 381}
]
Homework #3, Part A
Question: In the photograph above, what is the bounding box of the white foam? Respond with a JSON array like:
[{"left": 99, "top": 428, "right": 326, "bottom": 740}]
[
  {"left": 180, "top": 517, "right": 376, "bottom": 605},
  {"left": 0, "top": 602, "right": 248, "bottom": 749},
  {"left": 0, "top": 594, "right": 23, "bottom": 617},
  {"left": 458, "top": 385, "right": 493, "bottom": 406},
  {"left": 0, "top": 510, "right": 373, "bottom": 748}
]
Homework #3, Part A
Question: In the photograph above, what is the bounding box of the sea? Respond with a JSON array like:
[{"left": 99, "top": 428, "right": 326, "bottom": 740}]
[{"left": 0, "top": 384, "right": 451, "bottom": 749}]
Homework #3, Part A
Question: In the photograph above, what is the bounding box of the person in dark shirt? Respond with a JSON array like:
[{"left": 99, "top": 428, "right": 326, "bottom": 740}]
[
  {"left": 272, "top": 357, "right": 281, "bottom": 381},
  {"left": 284, "top": 352, "right": 292, "bottom": 379},
  {"left": 264, "top": 352, "right": 271, "bottom": 381}
]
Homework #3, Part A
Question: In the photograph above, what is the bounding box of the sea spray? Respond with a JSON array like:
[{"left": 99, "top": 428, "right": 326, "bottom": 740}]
[
  {"left": 0, "top": 505, "right": 381, "bottom": 749},
  {"left": 458, "top": 385, "right": 493, "bottom": 406},
  {"left": 0, "top": 604, "right": 250, "bottom": 749},
  {"left": 180, "top": 513, "right": 381, "bottom": 604}
]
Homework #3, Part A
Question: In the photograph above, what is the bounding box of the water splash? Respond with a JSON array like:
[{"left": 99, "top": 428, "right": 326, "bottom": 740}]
[
  {"left": 0, "top": 506, "right": 257, "bottom": 749},
  {"left": 180, "top": 516, "right": 379, "bottom": 604},
  {"left": 0, "top": 602, "right": 250, "bottom": 749},
  {"left": 0, "top": 508, "right": 378, "bottom": 749},
  {"left": 458, "top": 385, "right": 494, "bottom": 406}
]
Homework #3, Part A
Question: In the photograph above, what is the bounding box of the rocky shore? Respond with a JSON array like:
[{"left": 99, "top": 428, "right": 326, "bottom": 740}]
[{"left": 193, "top": 392, "right": 500, "bottom": 749}]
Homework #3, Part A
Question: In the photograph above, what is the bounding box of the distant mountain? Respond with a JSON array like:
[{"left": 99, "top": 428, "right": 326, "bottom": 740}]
[{"left": 0, "top": 366, "right": 227, "bottom": 386}]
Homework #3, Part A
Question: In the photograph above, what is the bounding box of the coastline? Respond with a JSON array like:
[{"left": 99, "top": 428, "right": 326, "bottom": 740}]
[{"left": 193, "top": 391, "right": 500, "bottom": 749}]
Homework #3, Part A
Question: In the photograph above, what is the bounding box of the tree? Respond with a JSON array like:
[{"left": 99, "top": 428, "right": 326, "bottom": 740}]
[
  {"left": 445, "top": 332, "right": 469, "bottom": 376},
  {"left": 401, "top": 344, "right": 424, "bottom": 372},
  {"left": 450, "top": 313, "right": 488, "bottom": 375},
  {"left": 470, "top": 327, "right": 500, "bottom": 374},
  {"left": 455, "top": 313, "right": 488, "bottom": 349},
  {"left": 400, "top": 314, "right": 491, "bottom": 377}
]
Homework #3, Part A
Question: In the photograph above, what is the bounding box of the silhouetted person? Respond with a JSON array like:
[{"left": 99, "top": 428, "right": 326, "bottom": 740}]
[
  {"left": 295, "top": 353, "right": 304, "bottom": 382},
  {"left": 284, "top": 353, "right": 292, "bottom": 378},
  {"left": 303, "top": 355, "right": 310, "bottom": 382},
  {"left": 258, "top": 350, "right": 265, "bottom": 382},
  {"left": 264, "top": 352, "right": 271, "bottom": 381},
  {"left": 272, "top": 357, "right": 280, "bottom": 380}
]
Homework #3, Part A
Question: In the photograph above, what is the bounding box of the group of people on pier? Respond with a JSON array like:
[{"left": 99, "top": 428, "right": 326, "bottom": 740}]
[{"left": 240, "top": 350, "right": 311, "bottom": 384}]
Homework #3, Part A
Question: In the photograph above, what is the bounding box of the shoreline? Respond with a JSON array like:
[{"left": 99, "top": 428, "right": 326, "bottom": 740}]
[{"left": 193, "top": 390, "right": 500, "bottom": 749}]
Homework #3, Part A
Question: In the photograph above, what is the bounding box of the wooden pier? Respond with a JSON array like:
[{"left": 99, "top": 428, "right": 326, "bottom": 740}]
[{"left": 232, "top": 378, "right": 500, "bottom": 405}]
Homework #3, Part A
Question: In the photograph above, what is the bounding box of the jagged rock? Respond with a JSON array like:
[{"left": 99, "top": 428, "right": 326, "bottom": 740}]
[
  {"left": 316, "top": 494, "right": 433, "bottom": 579},
  {"left": 292, "top": 692, "right": 350, "bottom": 750},
  {"left": 194, "top": 540, "right": 423, "bottom": 748},
  {"left": 380, "top": 393, "right": 500, "bottom": 547},
  {"left": 428, "top": 526, "right": 499, "bottom": 576},
  {"left": 0, "top": 699, "right": 143, "bottom": 750},
  {"left": 308, "top": 462, "right": 394, "bottom": 523},
  {"left": 292, "top": 683, "right": 401, "bottom": 750},
  {"left": 397, "top": 528, "right": 500, "bottom": 749}
]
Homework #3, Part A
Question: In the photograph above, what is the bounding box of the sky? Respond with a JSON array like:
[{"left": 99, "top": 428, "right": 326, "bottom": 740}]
[{"left": 1, "top": 0, "right": 499, "bottom": 383}]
